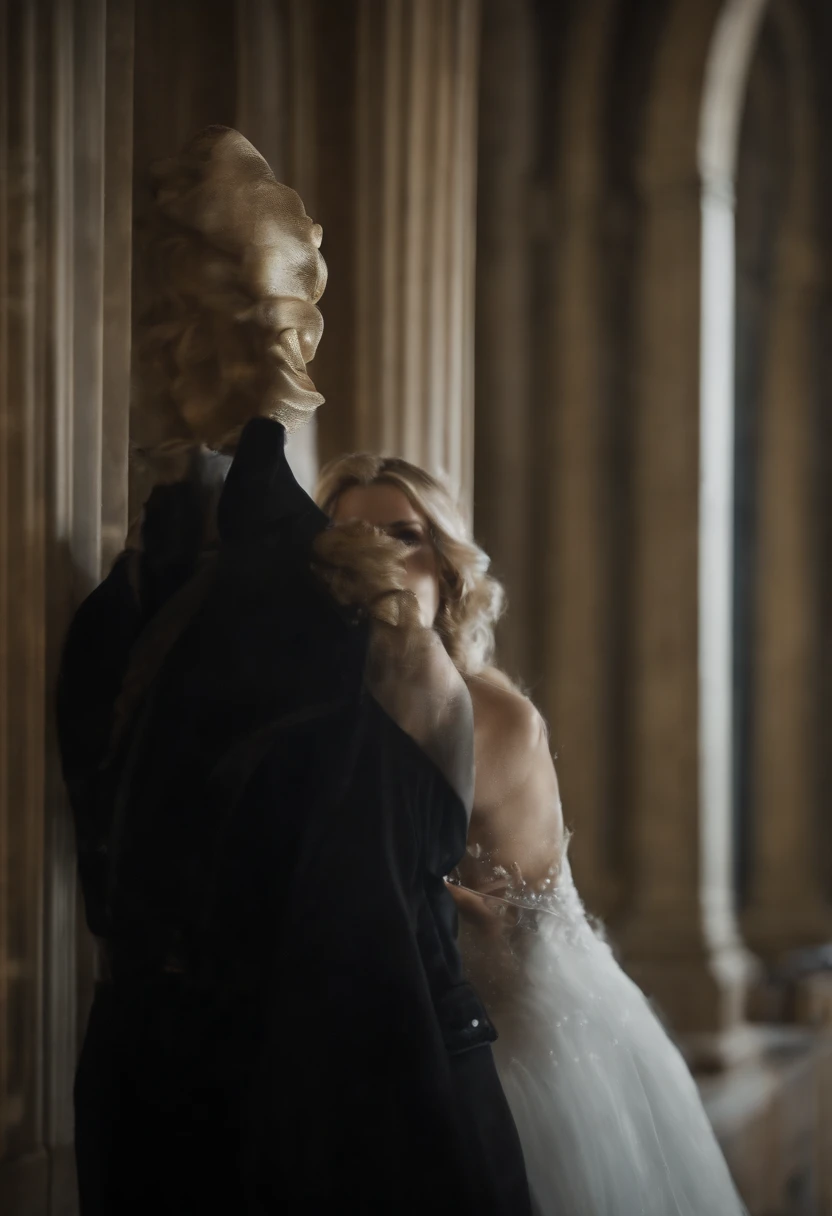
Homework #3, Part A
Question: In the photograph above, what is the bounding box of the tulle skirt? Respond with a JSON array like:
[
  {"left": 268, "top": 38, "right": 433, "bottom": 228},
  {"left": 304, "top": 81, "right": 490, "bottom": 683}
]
[{"left": 458, "top": 862, "right": 747, "bottom": 1216}]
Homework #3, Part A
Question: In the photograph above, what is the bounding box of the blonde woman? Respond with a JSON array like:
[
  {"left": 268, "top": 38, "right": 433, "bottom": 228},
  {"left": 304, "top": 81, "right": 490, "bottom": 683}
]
[{"left": 317, "top": 453, "right": 748, "bottom": 1216}]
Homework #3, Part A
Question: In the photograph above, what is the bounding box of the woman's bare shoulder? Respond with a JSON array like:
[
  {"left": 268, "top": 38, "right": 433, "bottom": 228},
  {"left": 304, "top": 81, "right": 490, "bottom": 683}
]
[
  {"left": 467, "top": 668, "right": 546, "bottom": 753},
  {"left": 466, "top": 668, "right": 553, "bottom": 806}
]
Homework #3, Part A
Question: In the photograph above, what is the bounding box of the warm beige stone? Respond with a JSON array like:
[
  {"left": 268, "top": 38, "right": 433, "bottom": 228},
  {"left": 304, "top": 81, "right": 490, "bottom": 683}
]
[
  {"left": 473, "top": 0, "right": 536, "bottom": 683},
  {"left": 538, "top": 0, "right": 620, "bottom": 922},
  {"left": 741, "top": 0, "right": 832, "bottom": 961},
  {"left": 614, "top": 0, "right": 758, "bottom": 1051},
  {"left": 1, "top": 5, "right": 46, "bottom": 1177},
  {"left": 0, "top": 1, "right": 133, "bottom": 1207},
  {"left": 235, "top": 0, "right": 320, "bottom": 491},
  {"left": 701, "top": 1028, "right": 832, "bottom": 1213},
  {"left": 311, "top": 0, "right": 480, "bottom": 506}
]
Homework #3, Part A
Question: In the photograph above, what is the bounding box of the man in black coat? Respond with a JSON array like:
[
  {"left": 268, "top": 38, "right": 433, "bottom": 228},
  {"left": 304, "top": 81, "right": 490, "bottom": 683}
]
[{"left": 58, "top": 417, "right": 532, "bottom": 1214}]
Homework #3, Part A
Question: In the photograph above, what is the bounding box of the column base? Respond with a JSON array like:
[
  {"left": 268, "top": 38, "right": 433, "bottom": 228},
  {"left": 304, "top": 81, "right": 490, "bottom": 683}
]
[
  {"left": 742, "top": 898, "right": 832, "bottom": 963},
  {"left": 0, "top": 1150, "right": 48, "bottom": 1216},
  {"left": 795, "top": 972, "right": 832, "bottom": 1026},
  {"left": 618, "top": 929, "right": 761, "bottom": 1042},
  {"left": 746, "top": 944, "right": 832, "bottom": 1024},
  {"left": 680, "top": 1021, "right": 766, "bottom": 1073}
]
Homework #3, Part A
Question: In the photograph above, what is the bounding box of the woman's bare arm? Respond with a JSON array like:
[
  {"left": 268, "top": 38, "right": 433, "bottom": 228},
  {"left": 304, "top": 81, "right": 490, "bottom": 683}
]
[{"left": 455, "top": 674, "right": 564, "bottom": 901}]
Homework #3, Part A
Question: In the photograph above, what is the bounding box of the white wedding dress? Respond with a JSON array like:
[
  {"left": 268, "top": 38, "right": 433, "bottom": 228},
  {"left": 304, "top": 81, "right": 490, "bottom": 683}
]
[{"left": 457, "top": 853, "right": 747, "bottom": 1216}]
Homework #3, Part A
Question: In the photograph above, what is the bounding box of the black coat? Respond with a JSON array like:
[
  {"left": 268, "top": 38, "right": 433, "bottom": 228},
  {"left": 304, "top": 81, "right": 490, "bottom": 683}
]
[{"left": 58, "top": 419, "right": 532, "bottom": 1215}]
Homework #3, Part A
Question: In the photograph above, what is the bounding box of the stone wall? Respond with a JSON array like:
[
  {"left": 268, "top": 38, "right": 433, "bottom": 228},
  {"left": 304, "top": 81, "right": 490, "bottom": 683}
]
[{"left": 0, "top": 0, "right": 133, "bottom": 1209}]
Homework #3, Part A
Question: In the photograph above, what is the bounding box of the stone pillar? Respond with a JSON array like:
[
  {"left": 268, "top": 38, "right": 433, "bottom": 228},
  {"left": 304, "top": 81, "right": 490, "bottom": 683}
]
[
  {"left": 311, "top": 0, "right": 481, "bottom": 505},
  {"left": 0, "top": 0, "right": 133, "bottom": 1208},
  {"left": 539, "top": 0, "right": 620, "bottom": 920},
  {"left": 615, "top": 0, "right": 759, "bottom": 1065},
  {"left": 132, "top": 0, "right": 322, "bottom": 496},
  {"left": 101, "top": 0, "right": 136, "bottom": 573},
  {"left": 0, "top": 8, "right": 47, "bottom": 1205},
  {"left": 472, "top": 0, "right": 535, "bottom": 682},
  {"left": 129, "top": 0, "right": 238, "bottom": 516},
  {"left": 235, "top": 0, "right": 320, "bottom": 492},
  {"left": 741, "top": 2, "right": 832, "bottom": 959}
]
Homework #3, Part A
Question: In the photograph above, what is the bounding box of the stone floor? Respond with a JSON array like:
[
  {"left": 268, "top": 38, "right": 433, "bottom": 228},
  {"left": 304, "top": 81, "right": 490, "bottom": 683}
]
[{"left": 701, "top": 1021, "right": 832, "bottom": 1215}]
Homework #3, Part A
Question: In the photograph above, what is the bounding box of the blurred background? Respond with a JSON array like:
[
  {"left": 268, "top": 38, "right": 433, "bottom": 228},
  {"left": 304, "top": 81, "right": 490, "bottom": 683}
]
[{"left": 3, "top": 0, "right": 832, "bottom": 1211}]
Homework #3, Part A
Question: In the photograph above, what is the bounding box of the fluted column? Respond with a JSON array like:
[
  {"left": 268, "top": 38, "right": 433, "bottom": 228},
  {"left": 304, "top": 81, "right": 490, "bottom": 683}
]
[
  {"left": 472, "top": 0, "right": 535, "bottom": 682},
  {"left": 131, "top": 0, "right": 322, "bottom": 496},
  {"left": 0, "top": 0, "right": 133, "bottom": 1208},
  {"left": 475, "top": 0, "right": 621, "bottom": 914},
  {"left": 741, "top": 1, "right": 832, "bottom": 959},
  {"left": 235, "top": 0, "right": 321, "bottom": 492},
  {"left": 1, "top": 7, "right": 47, "bottom": 1203},
  {"left": 129, "top": 0, "right": 237, "bottom": 516},
  {"left": 101, "top": 0, "right": 136, "bottom": 573},
  {"left": 312, "top": 0, "right": 480, "bottom": 504},
  {"left": 539, "top": 0, "right": 619, "bottom": 920}
]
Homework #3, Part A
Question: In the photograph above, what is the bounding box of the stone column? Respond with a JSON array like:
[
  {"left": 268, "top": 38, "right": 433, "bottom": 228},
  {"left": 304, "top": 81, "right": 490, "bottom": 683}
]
[
  {"left": 0, "top": 8, "right": 47, "bottom": 1204},
  {"left": 539, "top": 0, "right": 620, "bottom": 920},
  {"left": 0, "top": 0, "right": 133, "bottom": 1208},
  {"left": 129, "top": 0, "right": 238, "bottom": 516},
  {"left": 741, "top": 2, "right": 832, "bottom": 959},
  {"left": 236, "top": 0, "right": 320, "bottom": 492},
  {"left": 101, "top": 0, "right": 136, "bottom": 573},
  {"left": 615, "top": 0, "right": 759, "bottom": 1065},
  {"left": 475, "top": 0, "right": 621, "bottom": 912},
  {"left": 311, "top": 0, "right": 481, "bottom": 505},
  {"left": 472, "top": 0, "right": 535, "bottom": 683},
  {"left": 132, "top": 0, "right": 322, "bottom": 496}
]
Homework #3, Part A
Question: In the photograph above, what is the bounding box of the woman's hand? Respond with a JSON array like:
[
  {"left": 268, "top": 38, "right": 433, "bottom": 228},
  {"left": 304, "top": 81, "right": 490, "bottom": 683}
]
[{"left": 445, "top": 879, "right": 518, "bottom": 942}]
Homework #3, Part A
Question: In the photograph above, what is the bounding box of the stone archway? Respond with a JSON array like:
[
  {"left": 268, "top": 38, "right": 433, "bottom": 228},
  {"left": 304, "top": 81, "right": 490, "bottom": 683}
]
[
  {"left": 693, "top": 0, "right": 832, "bottom": 965},
  {"left": 697, "top": 0, "right": 768, "bottom": 978}
]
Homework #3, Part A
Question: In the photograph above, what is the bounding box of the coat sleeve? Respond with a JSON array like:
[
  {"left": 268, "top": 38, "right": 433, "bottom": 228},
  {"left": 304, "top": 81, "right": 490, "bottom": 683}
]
[
  {"left": 57, "top": 459, "right": 232, "bottom": 935},
  {"left": 56, "top": 552, "right": 144, "bottom": 935}
]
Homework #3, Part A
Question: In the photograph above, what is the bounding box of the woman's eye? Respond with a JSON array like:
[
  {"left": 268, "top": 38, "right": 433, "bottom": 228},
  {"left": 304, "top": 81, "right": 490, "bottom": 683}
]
[{"left": 394, "top": 528, "right": 422, "bottom": 547}]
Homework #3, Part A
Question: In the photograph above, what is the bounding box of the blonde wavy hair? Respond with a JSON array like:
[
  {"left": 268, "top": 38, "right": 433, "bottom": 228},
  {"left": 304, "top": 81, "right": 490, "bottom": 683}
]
[
  {"left": 131, "top": 126, "right": 326, "bottom": 478},
  {"left": 316, "top": 454, "right": 505, "bottom": 677}
]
